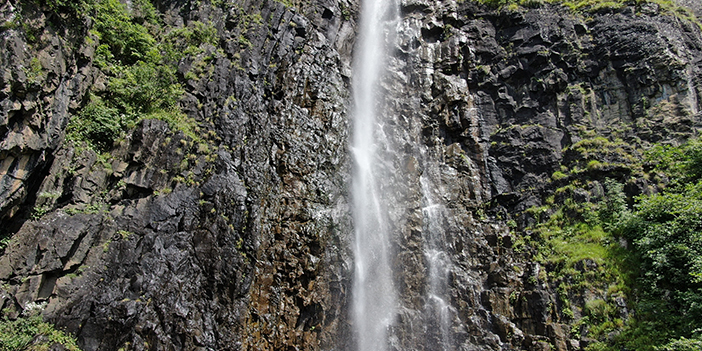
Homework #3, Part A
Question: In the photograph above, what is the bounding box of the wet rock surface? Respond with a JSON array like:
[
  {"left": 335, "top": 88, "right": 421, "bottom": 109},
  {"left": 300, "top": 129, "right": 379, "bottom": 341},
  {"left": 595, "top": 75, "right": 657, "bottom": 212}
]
[
  {"left": 0, "top": 0, "right": 701, "bottom": 350},
  {"left": 376, "top": 1, "right": 702, "bottom": 350}
]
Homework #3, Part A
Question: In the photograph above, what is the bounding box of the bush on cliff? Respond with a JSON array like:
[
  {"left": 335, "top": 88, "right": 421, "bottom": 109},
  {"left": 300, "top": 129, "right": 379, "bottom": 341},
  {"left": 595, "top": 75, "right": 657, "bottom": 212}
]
[
  {"left": 0, "top": 314, "right": 80, "bottom": 351},
  {"left": 67, "top": 0, "right": 191, "bottom": 151},
  {"left": 607, "top": 139, "right": 702, "bottom": 350},
  {"left": 530, "top": 135, "right": 702, "bottom": 351}
]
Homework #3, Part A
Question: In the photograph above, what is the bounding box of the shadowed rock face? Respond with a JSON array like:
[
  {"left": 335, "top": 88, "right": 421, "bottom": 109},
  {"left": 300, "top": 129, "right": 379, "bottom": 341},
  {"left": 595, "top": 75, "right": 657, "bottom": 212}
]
[{"left": 0, "top": 0, "right": 701, "bottom": 350}]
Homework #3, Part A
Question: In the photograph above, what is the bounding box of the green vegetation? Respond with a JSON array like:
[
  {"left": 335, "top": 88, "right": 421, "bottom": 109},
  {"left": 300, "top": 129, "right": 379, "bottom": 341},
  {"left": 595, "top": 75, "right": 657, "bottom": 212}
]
[
  {"left": 527, "top": 136, "right": 702, "bottom": 350},
  {"left": 165, "top": 21, "right": 218, "bottom": 57},
  {"left": 0, "top": 314, "right": 80, "bottom": 351},
  {"left": 40, "top": 0, "right": 93, "bottom": 16},
  {"left": 64, "top": 0, "right": 209, "bottom": 151},
  {"left": 63, "top": 201, "right": 106, "bottom": 216},
  {"left": 117, "top": 230, "right": 134, "bottom": 240},
  {"left": 92, "top": 0, "right": 158, "bottom": 65},
  {"left": 66, "top": 96, "right": 121, "bottom": 150},
  {"left": 0, "top": 237, "right": 10, "bottom": 256},
  {"left": 475, "top": 0, "right": 699, "bottom": 24},
  {"left": 553, "top": 136, "right": 642, "bottom": 179},
  {"left": 273, "top": 0, "right": 295, "bottom": 8},
  {"left": 16, "top": 0, "right": 248, "bottom": 157},
  {"left": 526, "top": 178, "right": 636, "bottom": 344},
  {"left": 607, "top": 140, "right": 702, "bottom": 350}
]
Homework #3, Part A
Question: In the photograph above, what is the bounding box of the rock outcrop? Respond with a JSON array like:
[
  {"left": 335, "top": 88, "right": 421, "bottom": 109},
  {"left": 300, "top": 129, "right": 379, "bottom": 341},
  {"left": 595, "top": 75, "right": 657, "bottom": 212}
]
[{"left": 0, "top": 0, "right": 701, "bottom": 350}]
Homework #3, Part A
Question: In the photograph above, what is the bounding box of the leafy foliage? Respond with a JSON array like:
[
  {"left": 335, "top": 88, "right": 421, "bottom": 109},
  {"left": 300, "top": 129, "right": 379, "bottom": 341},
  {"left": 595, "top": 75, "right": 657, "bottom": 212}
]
[
  {"left": 40, "top": 0, "right": 92, "bottom": 16},
  {"left": 108, "top": 62, "right": 183, "bottom": 115},
  {"left": 645, "top": 138, "right": 702, "bottom": 188},
  {"left": 67, "top": 0, "right": 202, "bottom": 150},
  {"left": 67, "top": 96, "right": 121, "bottom": 150},
  {"left": 0, "top": 314, "right": 80, "bottom": 351},
  {"left": 528, "top": 134, "right": 702, "bottom": 350},
  {"left": 610, "top": 141, "right": 702, "bottom": 348},
  {"left": 92, "top": 0, "right": 158, "bottom": 65},
  {"left": 658, "top": 337, "right": 702, "bottom": 351}
]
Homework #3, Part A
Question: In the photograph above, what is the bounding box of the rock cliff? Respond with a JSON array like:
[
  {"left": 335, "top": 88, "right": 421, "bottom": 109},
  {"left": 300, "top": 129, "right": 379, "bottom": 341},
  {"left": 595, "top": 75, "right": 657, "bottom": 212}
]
[{"left": 0, "top": 0, "right": 700, "bottom": 350}]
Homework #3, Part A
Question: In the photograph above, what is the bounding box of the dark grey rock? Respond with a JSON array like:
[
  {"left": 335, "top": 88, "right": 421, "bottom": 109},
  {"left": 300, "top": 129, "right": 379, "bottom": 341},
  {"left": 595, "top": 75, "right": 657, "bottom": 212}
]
[{"left": 1, "top": 0, "right": 702, "bottom": 350}]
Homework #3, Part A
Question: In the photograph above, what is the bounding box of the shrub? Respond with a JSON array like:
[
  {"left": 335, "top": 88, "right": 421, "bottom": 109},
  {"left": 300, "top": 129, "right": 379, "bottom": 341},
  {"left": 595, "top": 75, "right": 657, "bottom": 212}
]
[
  {"left": 599, "top": 178, "right": 628, "bottom": 229},
  {"left": 657, "top": 337, "right": 702, "bottom": 351},
  {"left": 109, "top": 62, "right": 183, "bottom": 115},
  {"left": 0, "top": 315, "right": 80, "bottom": 351},
  {"left": 607, "top": 137, "right": 702, "bottom": 349},
  {"left": 91, "top": 0, "right": 158, "bottom": 65},
  {"left": 623, "top": 185, "right": 702, "bottom": 335},
  {"left": 67, "top": 96, "right": 121, "bottom": 150},
  {"left": 68, "top": 0, "right": 191, "bottom": 150}
]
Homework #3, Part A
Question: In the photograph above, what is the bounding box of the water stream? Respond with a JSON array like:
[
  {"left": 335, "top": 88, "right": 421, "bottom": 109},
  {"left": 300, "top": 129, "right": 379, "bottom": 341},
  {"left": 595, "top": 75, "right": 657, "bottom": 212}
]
[
  {"left": 350, "top": 0, "right": 398, "bottom": 350},
  {"left": 421, "top": 175, "right": 455, "bottom": 351},
  {"left": 350, "top": 0, "right": 462, "bottom": 349}
]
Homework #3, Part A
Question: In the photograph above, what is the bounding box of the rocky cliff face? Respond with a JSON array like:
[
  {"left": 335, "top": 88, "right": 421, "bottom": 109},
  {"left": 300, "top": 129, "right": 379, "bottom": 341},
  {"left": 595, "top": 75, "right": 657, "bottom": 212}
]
[
  {"left": 380, "top": 1, "right": 702, "bottom": 350},
  {"left": 0, "top": 0, "right": 701, "bottom": 350},
  {"left": 1, "top": 0, "right": 358, "bottom": 349}
]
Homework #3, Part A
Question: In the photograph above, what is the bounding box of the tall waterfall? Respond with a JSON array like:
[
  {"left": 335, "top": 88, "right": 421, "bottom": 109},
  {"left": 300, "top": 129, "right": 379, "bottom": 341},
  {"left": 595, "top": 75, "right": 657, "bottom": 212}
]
[{"left": 350, "top": 0, "right": 398, "bottom": 350}]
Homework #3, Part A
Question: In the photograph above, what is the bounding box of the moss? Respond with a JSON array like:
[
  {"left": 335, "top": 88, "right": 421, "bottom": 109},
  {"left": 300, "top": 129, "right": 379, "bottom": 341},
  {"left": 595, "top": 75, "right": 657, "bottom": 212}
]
[
  {"left": 552, "top": 170, "right": 569, "bottom": 180},
  {"left": 587, "top": 159, "right": 602, "bottom": 170},
  {"left": 564, "top": 136, "right": 642, "bottom": 176}
]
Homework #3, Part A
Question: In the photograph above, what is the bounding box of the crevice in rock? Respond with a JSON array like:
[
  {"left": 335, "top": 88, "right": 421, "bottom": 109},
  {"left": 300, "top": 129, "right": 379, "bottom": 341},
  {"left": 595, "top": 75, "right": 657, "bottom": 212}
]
[
  {"left": 59, "top": 230, "right": 89, "bottom": 270},
  {"left": 6, "top": 110, "right": 24, "bottom": 132},
  {"left": 295, "top": 297, "right": 322, "bottom": 330},
  {"left": 123, "top": 184, "right": 153, "bottom": 201},
  {"left": 322, "top": 8, "right": 334, "bottom": 20},
  {"left": 37, "top": 271, "right": 59, "bottom": 299},
  {"left": 421, "top": 26, "right": 443, "bottom": 44},
  {"left": 6, "top": 150, "right": 55, "bottom": 233},
  {"left": 55, "top": 177, "right": 74, "bottom": 207}
]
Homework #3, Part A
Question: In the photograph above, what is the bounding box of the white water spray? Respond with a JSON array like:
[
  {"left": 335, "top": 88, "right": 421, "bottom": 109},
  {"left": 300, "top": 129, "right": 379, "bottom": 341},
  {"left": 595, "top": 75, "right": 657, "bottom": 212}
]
[
  {"left": 350, "top": 0, "right": 398, "bottom": 350},
  {"left": 421, "top": 175, "right": 455, "bottom": 350}
]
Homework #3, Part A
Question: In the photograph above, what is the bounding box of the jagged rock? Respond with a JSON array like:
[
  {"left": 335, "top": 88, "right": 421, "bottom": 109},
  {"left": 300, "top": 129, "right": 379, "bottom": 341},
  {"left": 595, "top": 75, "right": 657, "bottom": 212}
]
[{"left": 0, "top": 0, "right": 701, "bottom": 350}]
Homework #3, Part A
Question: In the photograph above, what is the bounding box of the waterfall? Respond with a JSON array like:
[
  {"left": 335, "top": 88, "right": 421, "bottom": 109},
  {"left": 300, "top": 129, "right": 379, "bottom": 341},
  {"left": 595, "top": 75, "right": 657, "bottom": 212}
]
[
  {"left": 350, "top": 0, "right": 398, "bottom": 350},
  {"left": 421, "top": 175, "right": 455, "bottom": 350}
]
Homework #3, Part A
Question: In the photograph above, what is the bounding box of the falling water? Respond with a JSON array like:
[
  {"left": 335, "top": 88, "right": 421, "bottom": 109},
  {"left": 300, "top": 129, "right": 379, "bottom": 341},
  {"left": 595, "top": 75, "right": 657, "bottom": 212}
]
[
  {"left": 350, "top": 0, "right": 398, "bottom": 350},
  {"left": 421, "top": 175, "right": 454, "bottom": 350}
]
